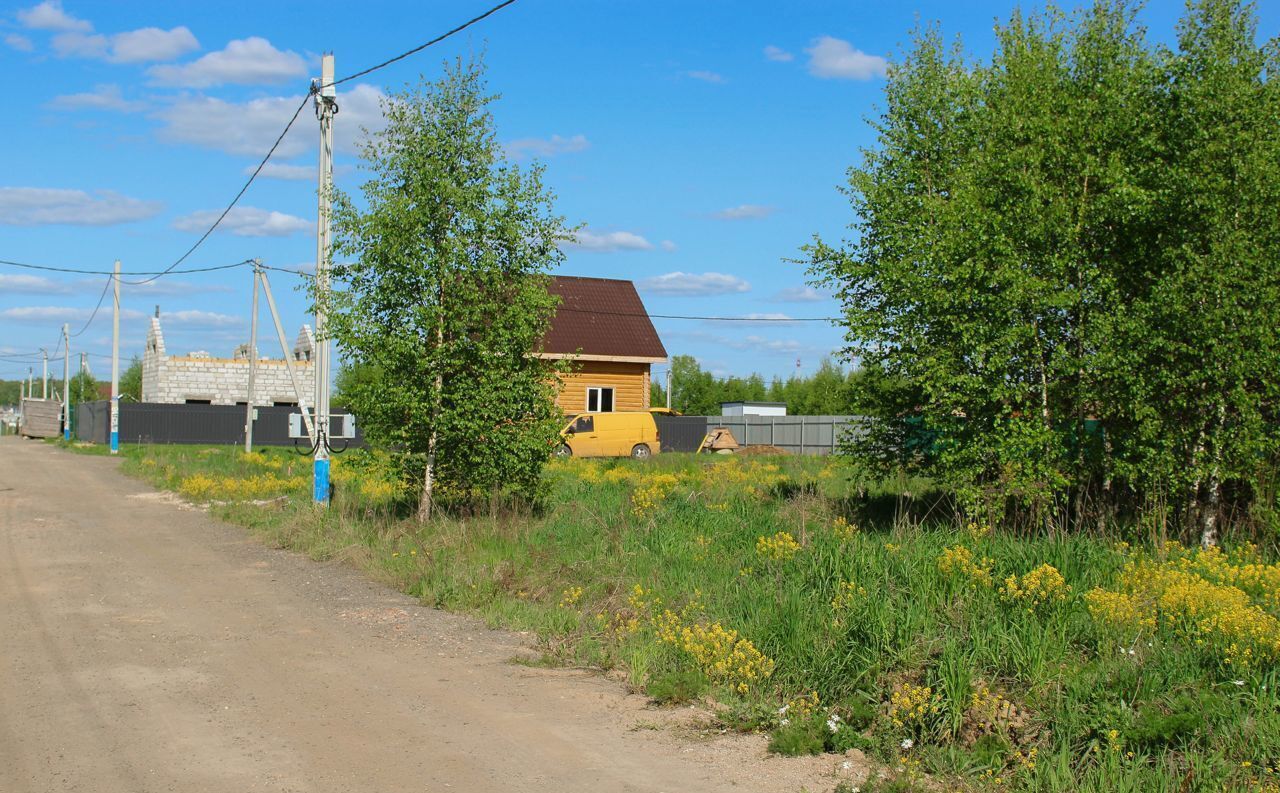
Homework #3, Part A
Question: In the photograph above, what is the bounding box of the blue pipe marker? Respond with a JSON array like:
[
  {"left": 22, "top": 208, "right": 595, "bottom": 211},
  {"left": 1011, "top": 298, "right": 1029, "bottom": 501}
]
[
  {"left": 313, "top": 458, "right": 330, "bottom": 504},
  {"left": 109, "top": 398, "right": 119, "bottom": 454}
]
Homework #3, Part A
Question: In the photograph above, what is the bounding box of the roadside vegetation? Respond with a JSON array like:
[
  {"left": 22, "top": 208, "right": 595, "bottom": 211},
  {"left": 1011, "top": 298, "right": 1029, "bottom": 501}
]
[{"left": 69, "top": 440, "right": 1280, "bottom": 793}]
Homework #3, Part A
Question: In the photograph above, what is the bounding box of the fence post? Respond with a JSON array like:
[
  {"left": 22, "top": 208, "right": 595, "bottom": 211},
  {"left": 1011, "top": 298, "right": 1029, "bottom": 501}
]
[{"left": 799, "top": 416, "right": 806, "bottom": 455}]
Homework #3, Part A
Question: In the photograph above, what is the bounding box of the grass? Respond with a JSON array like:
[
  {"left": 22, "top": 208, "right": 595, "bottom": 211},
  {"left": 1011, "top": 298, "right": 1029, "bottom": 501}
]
[{"left": 58, "top": 439, "right": 1280, "bottom": 793}]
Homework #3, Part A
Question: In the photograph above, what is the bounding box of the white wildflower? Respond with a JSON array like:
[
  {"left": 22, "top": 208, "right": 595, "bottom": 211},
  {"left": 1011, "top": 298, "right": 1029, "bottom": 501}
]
[
  {"left": 900, "top": 738, "right": 914, "bottom": 750},
  {"left": 827, "top": 714, "right": 842, "bottom": 733},
  {"left": 779, "top": 718, "right": 790, "bottom": 727},
  {"left": 1233, "top": 680, "right": 1245, "bottom": 686}
]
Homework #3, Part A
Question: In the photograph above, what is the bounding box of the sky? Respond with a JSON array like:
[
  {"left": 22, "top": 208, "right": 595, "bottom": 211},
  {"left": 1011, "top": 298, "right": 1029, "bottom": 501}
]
[{"left": 1, "top": 0, "right": 1277, "bottom": 385}]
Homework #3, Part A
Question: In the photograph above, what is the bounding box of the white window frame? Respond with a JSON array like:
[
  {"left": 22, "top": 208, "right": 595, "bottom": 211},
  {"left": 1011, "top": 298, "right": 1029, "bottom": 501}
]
[{"left": 586, "top": 386, "right": 615, "bottom": 413}]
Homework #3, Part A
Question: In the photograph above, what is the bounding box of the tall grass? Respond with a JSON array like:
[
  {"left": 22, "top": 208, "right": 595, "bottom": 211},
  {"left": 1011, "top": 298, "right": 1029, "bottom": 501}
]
[{"left": 93, "top": 442, "right": 1280, "bottom": 792}]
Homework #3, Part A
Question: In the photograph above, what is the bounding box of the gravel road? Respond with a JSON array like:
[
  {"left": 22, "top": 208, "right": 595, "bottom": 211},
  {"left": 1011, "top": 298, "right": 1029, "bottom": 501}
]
[{"left": 0, "top": 438, "right": 851, "bottom": 793}]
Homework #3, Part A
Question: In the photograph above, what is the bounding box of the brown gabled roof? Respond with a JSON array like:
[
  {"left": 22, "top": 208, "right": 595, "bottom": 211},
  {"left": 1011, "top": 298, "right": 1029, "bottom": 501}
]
[{"left": 541, "top": 275, "right": 667, "bottom": 361}]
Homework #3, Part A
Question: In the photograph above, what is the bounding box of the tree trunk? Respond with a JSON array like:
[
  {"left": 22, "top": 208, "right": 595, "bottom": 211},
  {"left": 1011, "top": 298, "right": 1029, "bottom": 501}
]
[
  {"left": 417, "top": 284, "right": 447, "bottom": 523},
  {"left": 1199, "top": 403, "right": 1226, "bottom": 548}
]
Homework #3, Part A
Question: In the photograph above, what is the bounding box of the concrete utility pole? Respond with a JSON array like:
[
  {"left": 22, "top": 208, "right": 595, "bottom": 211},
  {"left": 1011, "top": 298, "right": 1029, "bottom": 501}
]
[
  {"left": 110, "top": 260, "right": 120, "bottom": 455},
  {"left": 312, "top": 53, "right": 337, "bottom": 506},
  {"left": 666, "top": 367, "right": 672, "bottom": 410},
  {"left": 41, "top": 348, "right": 48, "bottom": 399},
  {"left": 244, "top": 262, "right": 261, "bottom": 453},
  {"left": 62, "top": 323, "right": 70, "bottom": 441}
]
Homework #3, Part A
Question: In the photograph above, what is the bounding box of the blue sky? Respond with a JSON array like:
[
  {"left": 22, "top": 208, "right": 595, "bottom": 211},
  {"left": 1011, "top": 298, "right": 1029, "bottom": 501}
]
[{"left": 1, "top": 0, "right": 1276, "bottom": 384}]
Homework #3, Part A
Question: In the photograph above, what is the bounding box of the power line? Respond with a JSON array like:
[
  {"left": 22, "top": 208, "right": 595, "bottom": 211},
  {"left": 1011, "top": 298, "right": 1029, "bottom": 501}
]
[
  {"left": 327, "top": 0, "right": 520, "bottom": 88},
  {"left": 68, "top": 275, "right": 113, "bottom": 338},
  {"left": 0, "top": 257, "right": 253, "bottom": 277},
  {"left": 122, "top": 95, "right": 313, "bottom": 286},
  {"left": 555, "top": 306, "right": 839, "bottom": 322}
]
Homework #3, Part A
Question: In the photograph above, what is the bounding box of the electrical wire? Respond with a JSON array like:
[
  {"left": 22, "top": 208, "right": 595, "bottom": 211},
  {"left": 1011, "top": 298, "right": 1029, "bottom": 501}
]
[
  {"left": 122, "top": 94, "right": 313, "bottom": 286},
  {"left": 326, "top": 0, "right": 520, "bottom": 88},
  {"left": 67, "top": 274, "right": 113, "bottom": 338},
  {"left": 0, "top": 257, "right": 253, "bottom": 277}
]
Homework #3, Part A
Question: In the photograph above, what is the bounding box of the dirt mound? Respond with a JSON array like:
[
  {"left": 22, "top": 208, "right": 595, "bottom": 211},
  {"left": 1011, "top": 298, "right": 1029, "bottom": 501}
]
[{"left": 737, "top": 444, "right": 790, "bottom": 456}]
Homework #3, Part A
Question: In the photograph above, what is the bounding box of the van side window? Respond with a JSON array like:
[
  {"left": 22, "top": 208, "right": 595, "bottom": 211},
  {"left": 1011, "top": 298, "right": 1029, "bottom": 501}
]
[
  {"left": 587, "top": 387, "right": 614, "bottom": 412},
  {"left": 573, "top": 415, "right": 594, "bottom": 433}
]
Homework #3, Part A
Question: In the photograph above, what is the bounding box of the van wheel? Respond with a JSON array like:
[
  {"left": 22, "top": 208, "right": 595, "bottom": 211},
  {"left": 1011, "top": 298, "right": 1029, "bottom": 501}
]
[
  {"left": 630, "top": 444, "right": 652, "bottom": 460},
  {"left": 555, "top": 443, "right": 573, "bottom": 458}
]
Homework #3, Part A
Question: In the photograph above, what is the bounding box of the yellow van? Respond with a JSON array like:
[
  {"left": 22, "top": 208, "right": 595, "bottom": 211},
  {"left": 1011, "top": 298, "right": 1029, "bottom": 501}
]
[{"left": 556, "top": 411, "right": 661, "bottom": 459}]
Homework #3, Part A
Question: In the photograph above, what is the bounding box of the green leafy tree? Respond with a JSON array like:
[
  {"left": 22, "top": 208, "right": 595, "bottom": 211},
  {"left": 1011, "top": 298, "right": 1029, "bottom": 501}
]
[
  {"left": 808, "top": 0, "right": 1280, "bottom": 540},
  {"left": 119, "top": 357, "right": 142, "bottom": 402},
  {"left": 324, "top": 58, "right": 574, "bottom": 520}
]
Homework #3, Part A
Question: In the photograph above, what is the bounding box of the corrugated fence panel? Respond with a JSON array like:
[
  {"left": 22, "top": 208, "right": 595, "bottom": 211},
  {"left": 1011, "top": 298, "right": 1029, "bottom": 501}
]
[
  {"left": 702, "top": 415, "right": 867, "bottom": 456},
  {"left": 654, "top": 415, "right": 708, "bottom": 453},
  {"left": 70, "top": 401, "right": 363, "bottom": 448}
]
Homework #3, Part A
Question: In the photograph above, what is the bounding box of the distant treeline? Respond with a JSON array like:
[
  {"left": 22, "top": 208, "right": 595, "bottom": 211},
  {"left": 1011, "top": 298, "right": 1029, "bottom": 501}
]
[{"left": 650, "top": 355, "right": 870, "bottom": 417}]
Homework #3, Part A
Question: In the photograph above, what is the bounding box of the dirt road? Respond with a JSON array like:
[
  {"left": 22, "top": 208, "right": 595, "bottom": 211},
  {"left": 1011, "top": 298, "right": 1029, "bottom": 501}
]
[{"left": 0, "top": 438, "right": 847, "bottom": 793}]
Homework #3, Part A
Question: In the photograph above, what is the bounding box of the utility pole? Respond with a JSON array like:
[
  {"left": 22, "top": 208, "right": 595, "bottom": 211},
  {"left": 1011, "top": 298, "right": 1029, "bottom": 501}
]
[
  {"left": 110, "top": 260, "right": 120, "bottom": 455},
  {"left": 666, "top": 367, "right": 672, "bottom": 410},
  {"left": 244, "top": 261, "right": 261, "bottom": 453},
  {"left": 80, "top": 352, "right": 87, "bottom": 375},
  {"left": 312, "top": 53, "right": 336, "bottom": 506},
  {"left": 41, "top": 348, "right": 48, "bottom": 399},
  {"left": 62, "top": 323, "right": 70, "bottom": 441}
]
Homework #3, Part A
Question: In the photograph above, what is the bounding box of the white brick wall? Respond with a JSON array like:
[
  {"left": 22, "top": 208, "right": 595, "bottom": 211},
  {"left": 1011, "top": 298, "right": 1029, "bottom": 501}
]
[{"left": 142, "top": 317, "right": 317, "bottom": 406}]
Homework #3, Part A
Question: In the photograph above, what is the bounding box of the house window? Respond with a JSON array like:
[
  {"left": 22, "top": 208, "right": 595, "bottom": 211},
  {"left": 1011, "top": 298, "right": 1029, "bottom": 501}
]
[{"left": 586, "top": 387, "right": 614, "bottom": 412}]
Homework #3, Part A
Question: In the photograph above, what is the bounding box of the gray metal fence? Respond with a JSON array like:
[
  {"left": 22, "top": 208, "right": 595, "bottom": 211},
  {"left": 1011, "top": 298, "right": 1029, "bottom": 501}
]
[
  {"left": 73, "top": 401, "right": 363, "bottom": 448},
  {"left": 704, "top": 415, "right": 865, "bottom": 456},
  {"left": 656, "top": 414, "right": 867, "bottom": 455}
]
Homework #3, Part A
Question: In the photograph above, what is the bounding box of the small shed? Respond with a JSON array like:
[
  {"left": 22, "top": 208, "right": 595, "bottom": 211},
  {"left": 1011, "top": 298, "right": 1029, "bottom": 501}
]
[
  {"left": 721, "top": 401, "right": 788, "bottom": 417},
  {"left": 19, "top": 398, "right": 62, "bottom": 438}
]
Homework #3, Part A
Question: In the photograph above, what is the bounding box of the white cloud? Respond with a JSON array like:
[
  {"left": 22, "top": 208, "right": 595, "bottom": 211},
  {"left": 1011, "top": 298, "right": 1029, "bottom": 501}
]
[
  {"left": 662, "top": 328, "right": 819, "bottom": 357},
  {"left": 172, "top": 206, "right": 310, "bottom": 238},
  {"left": 0, "top": 274, "right": 73, "bottom": 294},
  {"left": 148, "top": 37, "right": 307, "bottom": 87},
  {"left": 0, "top": 187, "right": 162, "bottom": 226},
  {"left": 806, "top": 36, "right": 888, "bottom": 81},
  {"left": 17, "top": 1, "right": 91, "bottom": 32},
  {"left": 638, "top": 272, "right": 751, "bottom": 297},
  {"left": 772, "top": 286, "right": 827, "bottom": 303},
  {"left": 739, "top": 335, "right": 805, "bottom": 353},
  {"left": 712, "top": 204, "right": 776, "bottom": 221},
  {"left": 47, "top": 84, "right": 145, "bottom": 113},
  {"left": 249, "top": 162, "right": 314, "bottom": 181},
  {"left": 504, "top": 134, "right": 589, "bottom": 160},
  {"left": 717, "top": 313, "right": 798, "bottom": 327},
  {"left": 52, "top": 30, "right": 106, "bottom": 57},
  {"left": 155, "top": 83, "right": 385, "bottom": 157},
  {"left": 660, "top": 240, "right": 678, "bottom": 252},
  {"left": 51, "top": 25, "right": 198, "bottom": 63},
  {"left": 107, "top": 26, "right": 198, "bottom": 63},
  {"left": 687, "top": 70, "right": 725, "bottom": 84},
  {"left": 4, "top": 33, "right": 34, "bottom": 51},
  {"left": 123, "top": 279, "right": 232, "bottom": 297},
  {"left": 568, "top": 229, "right": 654, "bottom": 252},
  {"left": 1, "top": 305, "right": 144, "bottom": 322},
  {"left": 162, "top": 309, "right": 243, "bottom": 328},
  {"left": 764, "top": 45, "right": 793, "bottom": 62}
]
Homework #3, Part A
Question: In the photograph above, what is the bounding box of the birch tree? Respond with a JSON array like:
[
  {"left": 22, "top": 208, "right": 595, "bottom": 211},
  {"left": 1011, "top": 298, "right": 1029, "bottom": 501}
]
[{"left": 325, "top": 58, "right": 574, "bottom": 520}]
